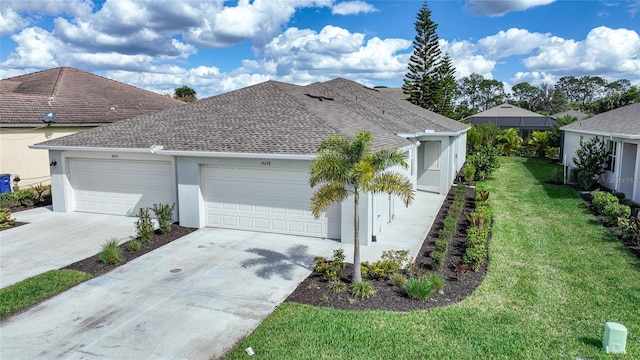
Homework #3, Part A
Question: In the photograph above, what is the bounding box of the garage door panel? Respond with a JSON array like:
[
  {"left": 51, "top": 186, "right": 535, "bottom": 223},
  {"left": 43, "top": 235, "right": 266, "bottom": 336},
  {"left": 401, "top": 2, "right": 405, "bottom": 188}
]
[
  {"left": 204, "top": 166, "right": 340, "bottom": 239},
  {"left": 71, "top": 159, "right": 175, "bottom": 216}
]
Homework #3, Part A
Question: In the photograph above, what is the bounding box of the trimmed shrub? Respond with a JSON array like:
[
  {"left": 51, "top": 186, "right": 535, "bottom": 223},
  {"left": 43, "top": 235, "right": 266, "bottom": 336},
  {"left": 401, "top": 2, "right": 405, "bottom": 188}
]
[
  {"left": 404, "top": 277, "right": 432, "bottom": 300},
  {"left": 619, "top": 216, "right": 640, "bottom": 246},
  {"left": 313, "top": 249, "right": 345, "bottom": 281},
  {"left": 429, "top": 250, "right": 446, "bottom": 271},
  {"left": 99, "top": 238, "right": 123, "bottom": 265},
  {"left": 591, "top": 190, "right": 618, "bottom": 215},
  {"left": 463, "top": 245, "right": 487, "bottom": 272},
  {"left": 463, "top": 165, "right": 476, "bottom": 184},
  {"left": 135, "top": 207, "right": 154, "bottom": 243},
  {"left": 151, "top": 203, "right": 175, "bottom": 234},
  {"left": 351, "top": 280, "right": 375, "bottom": 299},
  {"left": 428, "top": 273, "right": 445, "bottom": 293},
  {"left": 362, "top": 250, "right": 411, "bottom": 280},
  {"left": 328, "top": 280, "right": 347, "bottom": 294},
  {"left": 0, "top": 208, "right": 15, "bottom": 228},
  {"left": 603, "top": 203, "right": 631, "bottom": 226},
  {"left": 392, "top": 273, "right": 406, "bottom": 288},
  {"left": 126, "top": 239, "right": 142, "bottom": 252}
]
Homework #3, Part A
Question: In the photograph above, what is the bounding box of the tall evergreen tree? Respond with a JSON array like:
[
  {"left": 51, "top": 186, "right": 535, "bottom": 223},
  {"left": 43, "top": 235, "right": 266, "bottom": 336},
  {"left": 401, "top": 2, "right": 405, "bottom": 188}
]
[
  {"left": 403, "top": 2, "right": 455, "bottom": 115},
  {"left": 435, "top": 53, "right": 457, "bottom": 117}
]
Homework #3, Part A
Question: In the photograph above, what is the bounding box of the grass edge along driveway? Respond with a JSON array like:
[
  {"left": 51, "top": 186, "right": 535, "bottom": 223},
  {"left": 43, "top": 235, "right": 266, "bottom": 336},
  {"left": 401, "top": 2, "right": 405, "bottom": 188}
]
[{"left": 223, "top": 157, "right": 640, "bottom": 360}]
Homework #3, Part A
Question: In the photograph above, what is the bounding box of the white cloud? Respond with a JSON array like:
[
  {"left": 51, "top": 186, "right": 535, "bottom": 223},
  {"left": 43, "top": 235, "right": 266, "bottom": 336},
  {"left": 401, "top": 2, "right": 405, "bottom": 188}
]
[
  {"left": 332, "top": 1, "right": 378, "bottom": 15},
  {"left": 2, "top": 27, "right": 61, "bottom": 68},
  {"left": 478, "top": 28, "right": 551, "bottom": 59},
  {"left": 262, "top": 25, "right": 411, "bottom": 80},
  {"left": 0, "top": 0, "right": 92, "bottom": 35},
  {"left": 0, "top": 7, "right": 26, "bottom": 36},
  {"left": 440, "top": 39, "right": 496, "bottom": 78},
  {"left": 523, "top": 26, "right": 640, "bottom": 75},
  {"left": 466, "top": 0, "right": 555, "bottom": 16},
  {"left": 511, "top": 71, "right": 559, "bottom": 86}
]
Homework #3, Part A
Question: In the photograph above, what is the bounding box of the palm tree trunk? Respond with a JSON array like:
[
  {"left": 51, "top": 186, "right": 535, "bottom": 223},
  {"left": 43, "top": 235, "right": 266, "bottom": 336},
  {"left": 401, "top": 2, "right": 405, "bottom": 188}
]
[{"left": 352, "top": 189, "right": 362, "bottom": 282}]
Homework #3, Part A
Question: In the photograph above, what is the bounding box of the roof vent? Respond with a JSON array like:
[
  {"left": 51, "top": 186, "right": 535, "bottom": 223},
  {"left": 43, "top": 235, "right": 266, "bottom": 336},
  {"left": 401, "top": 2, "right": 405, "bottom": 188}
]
[{"left": 305, "top": 93, "right": 334, "bottom": 101}]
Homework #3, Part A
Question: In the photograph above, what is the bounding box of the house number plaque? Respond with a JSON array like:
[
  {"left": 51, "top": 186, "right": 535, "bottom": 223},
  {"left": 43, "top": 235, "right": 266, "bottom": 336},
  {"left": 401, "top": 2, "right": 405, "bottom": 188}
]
[{"left": 261, "top": 161, "right": 271, "bottom": 166}]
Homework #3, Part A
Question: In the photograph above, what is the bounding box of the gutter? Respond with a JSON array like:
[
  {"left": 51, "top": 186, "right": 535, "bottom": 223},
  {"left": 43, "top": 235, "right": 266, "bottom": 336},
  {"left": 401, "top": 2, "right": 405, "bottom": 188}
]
[
  {"left": 29, "top": 144, "right": 159, "bottom": 153},
  {"left": 2, "top": 123, "right": 112, "bottom": 128},
  {"left": 397, "top": 127, "right": 469, "bottom": 138},
  {"left": 561, "top": 128, "right": 640, "bottom": 140},
  {"left": 29, "top": 144, "right": 316, "bottom": 160},
  {"left": 156, "top": 150, "right": 315, "bottom": 160}
]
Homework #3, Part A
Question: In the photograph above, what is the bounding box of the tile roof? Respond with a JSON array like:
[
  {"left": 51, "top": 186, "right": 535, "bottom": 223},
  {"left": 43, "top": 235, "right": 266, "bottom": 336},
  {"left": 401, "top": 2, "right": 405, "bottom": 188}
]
[
  {"left": 35, "top": 78, "right": 469, "bottom": 155},
  {"left": 1, "top": 67, "right": 183, "bottom": 126},
  {"left": 467, "top": 103, "right": 544, "bottom": 118},
  {"left": 561, "top": 103, "right": 640, "bottom": 137}
]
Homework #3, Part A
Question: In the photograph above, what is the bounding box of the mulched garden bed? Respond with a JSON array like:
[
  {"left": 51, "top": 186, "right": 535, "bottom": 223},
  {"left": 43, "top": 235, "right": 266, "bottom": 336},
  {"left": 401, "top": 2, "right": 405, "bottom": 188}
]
[
  {"left": 63, "top": 224, "right": 197, "bottom": 277},
  {"left": 286, "top": 184, "right": 489, "bottom": 312},
  {"left": 579, "top": 192, "right": 640, "bottom": 259}
]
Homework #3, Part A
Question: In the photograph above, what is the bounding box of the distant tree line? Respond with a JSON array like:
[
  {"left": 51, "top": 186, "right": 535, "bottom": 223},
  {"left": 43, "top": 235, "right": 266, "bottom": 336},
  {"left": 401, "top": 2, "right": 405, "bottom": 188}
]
[{"left": 403, "top": 3, "right": 639, "bottom": 120}]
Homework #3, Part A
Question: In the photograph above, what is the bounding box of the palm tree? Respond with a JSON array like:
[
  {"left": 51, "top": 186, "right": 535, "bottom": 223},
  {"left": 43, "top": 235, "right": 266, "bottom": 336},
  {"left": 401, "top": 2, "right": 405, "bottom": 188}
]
[
  {"left": 496, "top": 128, "right": 523, "bottom": 156},
  {"left": 309, "top": 131, "right": 415, "bottom": 282}
]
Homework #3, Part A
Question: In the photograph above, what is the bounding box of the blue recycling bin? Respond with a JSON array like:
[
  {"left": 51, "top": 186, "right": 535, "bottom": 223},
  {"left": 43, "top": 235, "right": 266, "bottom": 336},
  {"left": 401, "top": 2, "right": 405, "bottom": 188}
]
[{"left": 0, "top": 174, "right": 11, "bottom": 193}]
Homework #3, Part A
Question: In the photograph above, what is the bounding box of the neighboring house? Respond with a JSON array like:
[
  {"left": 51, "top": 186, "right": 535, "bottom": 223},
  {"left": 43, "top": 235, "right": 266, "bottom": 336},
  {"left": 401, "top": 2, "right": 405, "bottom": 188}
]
[
  {"left": 0, "top": 67, "right": 183, "bottom": 188},
  {"left": 466, "top": 103, "right": 556, "bottom": 138},
  {"left": 561, "top": 103, "right": 640, "bottom": 203},
  {"left": 32, "top": 78, "right": 469, "bottom": 245}
]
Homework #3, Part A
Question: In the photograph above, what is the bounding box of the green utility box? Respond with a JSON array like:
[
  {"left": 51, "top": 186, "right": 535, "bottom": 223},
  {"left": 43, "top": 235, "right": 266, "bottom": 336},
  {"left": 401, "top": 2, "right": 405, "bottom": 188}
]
[{"left": 603, "top": 322, "right": 627, "bottom": 354}]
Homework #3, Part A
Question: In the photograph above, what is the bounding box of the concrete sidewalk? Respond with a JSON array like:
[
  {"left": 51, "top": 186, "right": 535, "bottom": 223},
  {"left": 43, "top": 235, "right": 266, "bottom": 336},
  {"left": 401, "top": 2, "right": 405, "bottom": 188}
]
[{"left": 0, "top": 207, "right": 138, "bottom": 288}]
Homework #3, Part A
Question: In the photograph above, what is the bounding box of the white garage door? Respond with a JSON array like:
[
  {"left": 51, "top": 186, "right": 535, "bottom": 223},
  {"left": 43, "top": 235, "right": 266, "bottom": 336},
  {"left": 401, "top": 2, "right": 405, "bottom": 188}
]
[
  {"left": 70, "top": 158, "right": 176, "bottom": 216},
  {"left": 203, "top": 166, "right": 341, "bottom": 239}
]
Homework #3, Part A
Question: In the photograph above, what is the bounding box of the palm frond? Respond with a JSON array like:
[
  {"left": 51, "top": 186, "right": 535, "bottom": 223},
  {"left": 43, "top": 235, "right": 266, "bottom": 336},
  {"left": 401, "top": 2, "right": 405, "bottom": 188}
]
[
  {"left": 367, "top": 148, "right": 409, "bottom": 171},
  {"left": 369, "top": 172, "right": 415, "bottom": 206},
  {"left": 310, "top": 182, "right": 349, "bottom": 218}
]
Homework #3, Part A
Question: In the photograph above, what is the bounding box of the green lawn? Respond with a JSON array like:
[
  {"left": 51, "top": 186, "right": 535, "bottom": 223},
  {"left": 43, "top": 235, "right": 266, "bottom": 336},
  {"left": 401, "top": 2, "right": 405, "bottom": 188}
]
[
  {"left": 0, "top": 269, "right": 93, "bottom": 320},
  {"left": 224, "top": 157, "right": 640, "bottom": 359}
]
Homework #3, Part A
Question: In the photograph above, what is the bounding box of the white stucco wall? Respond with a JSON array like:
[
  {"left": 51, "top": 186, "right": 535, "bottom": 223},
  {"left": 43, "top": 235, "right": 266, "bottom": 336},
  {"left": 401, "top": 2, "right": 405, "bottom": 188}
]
[
  {"left": 46, "top": 148, "right": 424, "bottom": 246},
  {"left": 2, "top": 127, "right": 91, "bottom": 188},
  {"left": 563, "top": 131, "right": 640, "bottom": 202}
]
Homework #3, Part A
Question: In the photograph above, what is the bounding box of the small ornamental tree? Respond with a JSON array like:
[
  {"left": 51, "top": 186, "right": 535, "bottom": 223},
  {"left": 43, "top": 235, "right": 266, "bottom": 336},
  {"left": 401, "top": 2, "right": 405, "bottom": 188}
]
[
  {"left": 309, "top": 131, "right": 415, "bottom": 283},
  {"left": 572, "top": 136, "right": 610, "bottom": 190}
]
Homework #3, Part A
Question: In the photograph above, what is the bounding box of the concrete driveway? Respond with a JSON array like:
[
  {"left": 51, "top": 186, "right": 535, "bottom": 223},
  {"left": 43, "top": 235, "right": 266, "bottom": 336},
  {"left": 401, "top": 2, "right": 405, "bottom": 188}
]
[
  {"left": 1, "top": 207, "right": 138, "bottom": 288},
  {"left": 0, "top": 228, "right": 339, "bottom": 359},
  {"left": 0, "top": 190, "right": 444, "bottom": 359}
]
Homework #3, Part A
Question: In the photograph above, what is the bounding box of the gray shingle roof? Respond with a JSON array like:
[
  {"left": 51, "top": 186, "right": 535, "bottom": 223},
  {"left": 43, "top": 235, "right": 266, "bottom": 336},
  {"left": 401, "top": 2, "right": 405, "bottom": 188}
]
[
  {"left": 561, "top": 103, "right": 640, "bottom": 137},
  {"left": 467, "top": 103, "right": 543, "bottom": 118},
  {"left": 1, "top": 67, "right": 183, "bottom": 126},
  {"left": 35, "top": 78, "right": 469, "bottom": 155}
]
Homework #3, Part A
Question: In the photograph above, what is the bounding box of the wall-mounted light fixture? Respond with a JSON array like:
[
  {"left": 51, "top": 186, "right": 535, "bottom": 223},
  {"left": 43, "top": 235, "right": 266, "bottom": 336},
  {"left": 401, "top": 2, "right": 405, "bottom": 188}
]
[{"left": 50, "top": 160, "right": 57, "bottom": 167}]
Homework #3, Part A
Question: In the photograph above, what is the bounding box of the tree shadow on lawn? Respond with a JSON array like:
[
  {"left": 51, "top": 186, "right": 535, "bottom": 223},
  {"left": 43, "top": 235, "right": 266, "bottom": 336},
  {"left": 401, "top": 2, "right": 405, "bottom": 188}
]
[
  {"left": 520, "top": 157, "right": 579, "bottom": 200},
  {"left": 241, "top": 245, "right": 314, "bottom": 280}
]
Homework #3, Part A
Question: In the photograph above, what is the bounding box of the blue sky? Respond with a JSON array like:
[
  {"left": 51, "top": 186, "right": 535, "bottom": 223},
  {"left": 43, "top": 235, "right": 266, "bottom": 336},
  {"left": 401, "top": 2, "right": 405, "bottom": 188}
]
[{"left": 1, "top": 0, "right": 639, "bottom": 98}]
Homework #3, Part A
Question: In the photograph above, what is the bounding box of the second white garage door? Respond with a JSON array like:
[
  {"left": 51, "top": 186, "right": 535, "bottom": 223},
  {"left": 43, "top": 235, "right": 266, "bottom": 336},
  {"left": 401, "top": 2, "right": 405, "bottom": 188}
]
[
  {"left": 70, "top": 158, "right": 176, "bottom": 216},
  {"left": 203, "top": 166, "right": 341, "bottom": 239}
]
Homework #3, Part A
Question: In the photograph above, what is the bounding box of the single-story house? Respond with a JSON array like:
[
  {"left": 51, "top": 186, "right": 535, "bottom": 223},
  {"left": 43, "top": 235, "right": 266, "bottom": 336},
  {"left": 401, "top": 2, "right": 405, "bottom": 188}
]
[
  {"left": 32, "top": 78, "right": 469, "bottom": 245},
  {"left": 561, "top": 103, "right": 640, "bottom": 203},
  {"left": 466, "top": 103, "right": 556, "bottom": 138},
  {"left": 0, "top": 67, "right": 183, "bottom": 188}
]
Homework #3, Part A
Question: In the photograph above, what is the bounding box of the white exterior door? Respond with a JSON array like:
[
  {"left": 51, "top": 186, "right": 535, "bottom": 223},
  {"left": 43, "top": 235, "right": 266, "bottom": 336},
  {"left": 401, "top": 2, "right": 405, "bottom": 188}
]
[
  {"left": 203, "top": 166, "right": 340, "bottom": 239},
  {"left": 70, "top": 158, "right": 175, "bottom": 216}
]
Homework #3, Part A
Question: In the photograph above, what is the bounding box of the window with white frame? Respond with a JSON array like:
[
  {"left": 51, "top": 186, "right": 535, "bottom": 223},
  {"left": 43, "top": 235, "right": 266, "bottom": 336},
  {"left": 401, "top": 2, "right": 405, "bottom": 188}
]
[{"left": 607, "top": 140, "right": 616, "bottom": 172}]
